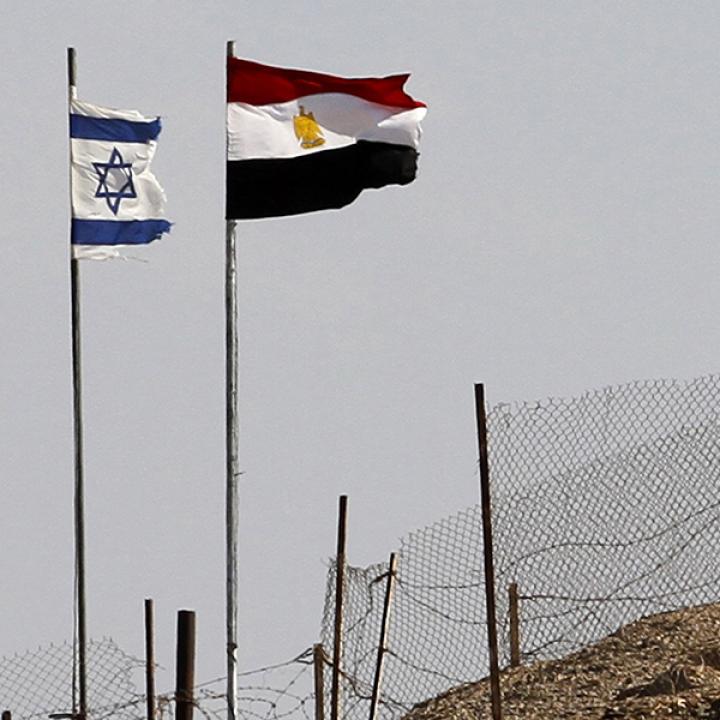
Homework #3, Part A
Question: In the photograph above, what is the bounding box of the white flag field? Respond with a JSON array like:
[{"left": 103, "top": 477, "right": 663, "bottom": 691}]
[{"left": 69, "top": 98, "right": 170, "bottom": 259}]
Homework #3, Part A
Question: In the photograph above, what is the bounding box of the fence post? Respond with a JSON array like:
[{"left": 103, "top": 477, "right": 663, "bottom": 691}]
[
  {"left": 474, "top": 383, "right": 503, "bottom": 720},
  {"left": 331, "top": 495, "right": 348, "bottom": 720},
  {"left": 368, "top": 553, "right": 399, "bottom": 720},
  {"left": 175, "top": 610, "right": 196, "bottom": 720},
  {"left": 313, "top": 643, "right": 326, "bottom": 720},
  {"left": 508, "top": 583, "right": 520, "bottom": 668},
  {"left": 3, "top": 710, "right": 11, "bottom": 720},
  {"left": 145, "top": 599, "right": 156, "bottom": 720}
]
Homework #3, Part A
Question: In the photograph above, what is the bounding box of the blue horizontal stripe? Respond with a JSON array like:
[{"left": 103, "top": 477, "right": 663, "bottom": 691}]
[
  {"left": 70, "top": 114, "right": 162, "bottom": 143},
  {"left": 71, "top": 219, "right": 171, "bottom": 246}
]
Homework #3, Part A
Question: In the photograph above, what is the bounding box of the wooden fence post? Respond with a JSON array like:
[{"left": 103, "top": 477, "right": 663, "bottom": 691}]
[
  {"left": 331, "top": 495, "right": 348, "bottom": 720},
  {"left": 330, "top": 495, "right": 347, "bottom": 720},
  {"left": 508, "top": 583, "right": 520, "bottom": 667},
  {"left": 313, "top": 643, "right": 326, "bottom": 720},
  {"left": 175, "top": 610, "right": 196, "bottom": 720},
  {"left": 474, "top": 383, "right": 503, "bottom": 720},
  {"left": 368, "top": 553, "right": 399, "bottom": 720},
  {"left": 145, "top": 599, "right": 156, "bottom": 720}
]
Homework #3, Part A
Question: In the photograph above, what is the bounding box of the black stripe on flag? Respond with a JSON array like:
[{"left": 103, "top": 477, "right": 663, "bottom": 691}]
[{"left": 226, "top": 141, "right": 419, "bottom": 220}]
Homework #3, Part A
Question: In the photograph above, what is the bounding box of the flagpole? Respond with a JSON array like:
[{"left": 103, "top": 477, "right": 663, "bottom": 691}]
[
  {"left": 225, "top": 39, "right": 239, "bottom": 720},
  {"left": 67, "top": 46, "right": 88, "bottom": 720}
]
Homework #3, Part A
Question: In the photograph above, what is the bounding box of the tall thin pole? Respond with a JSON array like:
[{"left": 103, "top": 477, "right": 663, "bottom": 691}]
[
  {"left": 67, "top": 46, "right": 87, "bottom": 720},
  {"left": 144, "top": 599, "right": 156, "bottom": 720},
  {"left": 225, "top": 39, "right": 239, "bottom": 720},
  {"left": 368, "top": 553, "right": 398, "bottom": 720},
  {"left": 331, "top": 495, "right": 348, "bottom": 720},
  {"left": 474, "top": 383, "right": 503, "bottom": 720}
]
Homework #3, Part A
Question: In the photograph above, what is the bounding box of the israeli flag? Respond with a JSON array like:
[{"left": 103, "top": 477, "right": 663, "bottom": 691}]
[{"left": 70, "top": 98, "right": 171, "bottom": 259}]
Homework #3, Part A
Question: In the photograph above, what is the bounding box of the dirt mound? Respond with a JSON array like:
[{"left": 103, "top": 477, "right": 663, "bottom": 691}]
[{"left": 403, "top": 603, "right": 720, "bottom": 719}]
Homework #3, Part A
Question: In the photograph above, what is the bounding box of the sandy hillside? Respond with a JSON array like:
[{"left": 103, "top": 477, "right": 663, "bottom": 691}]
[{"left": 403, "top": 603, "right": 720, "bottom": 719}]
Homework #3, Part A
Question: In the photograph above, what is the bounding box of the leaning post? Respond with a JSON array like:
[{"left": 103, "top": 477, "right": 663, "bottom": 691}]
[
  {"left": 368, "top": 553, "right": 399, "bottom": 720},
  {"left": 475, "top": 383, "right": 503, "bottom": 720}
]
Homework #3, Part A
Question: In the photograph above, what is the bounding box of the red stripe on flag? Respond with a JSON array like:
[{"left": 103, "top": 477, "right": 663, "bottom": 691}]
[{"left": 227, "top": 57, "right": 425, "bottom": 109}]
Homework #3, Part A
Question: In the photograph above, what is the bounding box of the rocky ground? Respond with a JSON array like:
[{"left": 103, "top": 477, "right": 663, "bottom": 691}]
[{"left": 403, "top": 603, "right": 720, "bottom": 719}]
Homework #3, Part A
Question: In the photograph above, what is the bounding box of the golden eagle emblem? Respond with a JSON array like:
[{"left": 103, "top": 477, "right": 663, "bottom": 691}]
[{"left": 293, "top": 105, "right": 326, "bottom": 149}]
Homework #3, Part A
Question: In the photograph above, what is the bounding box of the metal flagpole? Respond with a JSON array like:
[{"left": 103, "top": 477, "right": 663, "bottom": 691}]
[
  {"left": 225, "top": 39, "right": 239, "bottom": 720},
  {"left": 67, "top": 46, "right": 88, "bottom": 720}
]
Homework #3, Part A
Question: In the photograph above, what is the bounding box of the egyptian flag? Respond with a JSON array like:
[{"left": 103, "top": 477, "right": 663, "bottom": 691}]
[{"left": 226, "top": 57, "right": 426, "bottom": 219}]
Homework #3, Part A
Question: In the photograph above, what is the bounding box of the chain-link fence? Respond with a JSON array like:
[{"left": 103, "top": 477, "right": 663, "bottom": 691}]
[
  {"left": 321, "top": 374, "right": 720, "bottom": 720},
  {"left": 0, "top": 639, "right": 315, "bottom": 720},
  {"left": 0, "top": 638, "right": 144, "bottom": 720}
]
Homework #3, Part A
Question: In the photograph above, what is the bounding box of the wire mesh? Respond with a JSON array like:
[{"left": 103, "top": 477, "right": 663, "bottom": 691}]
[
  {"left": 0, "top": 639, "right": 315, "bottom": 720},
  {"left": 321, "top": 373, "right": 720, "bottom": 720},
  {"left": 0, "top": 638, "right": 144, "bottom": 720}
]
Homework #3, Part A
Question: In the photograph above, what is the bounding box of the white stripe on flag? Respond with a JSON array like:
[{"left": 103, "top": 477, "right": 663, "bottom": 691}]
[{"left": 227, "top": 93, "right": 426, "bottom": 161}]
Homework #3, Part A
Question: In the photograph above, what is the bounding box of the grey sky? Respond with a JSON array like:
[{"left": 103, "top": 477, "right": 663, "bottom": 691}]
[{"left": 3, "top": 0, "right": 720, "bottom": 698}]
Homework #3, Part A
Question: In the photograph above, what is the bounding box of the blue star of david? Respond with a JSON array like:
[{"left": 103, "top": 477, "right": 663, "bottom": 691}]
[{"left": 93, "top": 147, "right": 137, "bottom": 215}]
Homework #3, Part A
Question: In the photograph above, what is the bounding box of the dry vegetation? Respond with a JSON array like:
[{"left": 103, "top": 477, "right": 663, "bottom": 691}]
[{"left": 403, "top": 603, "right": 720, "bottom": 719}]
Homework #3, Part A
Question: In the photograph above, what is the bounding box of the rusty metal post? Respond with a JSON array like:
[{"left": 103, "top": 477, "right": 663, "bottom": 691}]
[
  {"left": 331, "top": 495, "right": 348, "bottom": 720},
  {"left": 145, "top": 599, "right": 156, "bottom": 720},
  {"left": 313, "top": 644, "right": 325, "bottom": 720},
  {"left": 175, "top": 610, "right": 196, "bottom": 720},
  {"left": 508, "top": 583, "right": 520, "bottom": 668},
  {"left": 368, "top": 553, "right": 399, "bottom": 720},
  {"left": 475, "top": 383, "right": 503, "bottom": 720}
]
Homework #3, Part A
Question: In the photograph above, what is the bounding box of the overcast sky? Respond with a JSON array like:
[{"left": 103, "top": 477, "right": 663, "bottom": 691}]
[{"left": 3, "top": 0, "right": 720, "bottom": 699}]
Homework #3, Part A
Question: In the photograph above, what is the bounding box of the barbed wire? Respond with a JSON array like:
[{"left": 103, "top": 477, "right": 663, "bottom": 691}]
[{"left": 0, "top": 640, "right": 315, "bottom": 720}]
